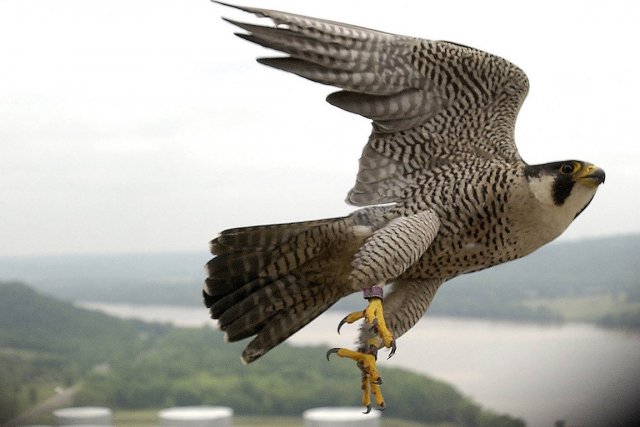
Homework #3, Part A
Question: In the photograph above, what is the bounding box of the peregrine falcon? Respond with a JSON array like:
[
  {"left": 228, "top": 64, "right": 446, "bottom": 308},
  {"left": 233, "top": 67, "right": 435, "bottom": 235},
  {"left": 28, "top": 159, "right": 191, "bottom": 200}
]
[{"left": 203, "top": 2, "right": 605, "bottom": 411}]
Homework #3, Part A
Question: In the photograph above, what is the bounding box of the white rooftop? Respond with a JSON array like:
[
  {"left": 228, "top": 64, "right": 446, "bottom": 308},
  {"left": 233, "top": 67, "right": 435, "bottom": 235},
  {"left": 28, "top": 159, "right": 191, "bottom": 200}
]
[
  {"left": 303, "top": 407, "right": 382, "bottom": 420},
  {"left": 158, "top": 406, "right": 233, "bottom": 420}
]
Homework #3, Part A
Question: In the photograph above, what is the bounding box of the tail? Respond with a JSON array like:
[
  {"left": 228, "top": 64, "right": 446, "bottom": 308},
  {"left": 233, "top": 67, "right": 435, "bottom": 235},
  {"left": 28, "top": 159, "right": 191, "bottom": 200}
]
[{"left": 203, "top": 211, "right": 385, "bottom": 363}]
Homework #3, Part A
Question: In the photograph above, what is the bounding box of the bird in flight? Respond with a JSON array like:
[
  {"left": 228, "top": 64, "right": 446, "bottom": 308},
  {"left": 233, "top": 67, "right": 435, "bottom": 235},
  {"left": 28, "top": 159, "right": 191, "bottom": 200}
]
[{"left": 203, "top": 1, "right": 605, "bottom": 412}]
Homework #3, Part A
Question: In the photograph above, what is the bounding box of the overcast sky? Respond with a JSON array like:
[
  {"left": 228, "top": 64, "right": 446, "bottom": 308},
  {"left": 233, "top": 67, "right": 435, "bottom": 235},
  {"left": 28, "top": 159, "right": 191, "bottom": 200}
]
[{"left": 1, "top": 0, "right": 639, "bottom": 256}]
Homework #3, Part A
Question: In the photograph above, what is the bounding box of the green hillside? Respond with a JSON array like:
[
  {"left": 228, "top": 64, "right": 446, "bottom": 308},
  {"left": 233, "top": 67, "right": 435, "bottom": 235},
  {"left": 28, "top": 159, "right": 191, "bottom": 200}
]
[
  {"left": 0, "top": 282, "right": 523, "bottom": 426},
  {"left": 0, "top": 281, "right": 169, "bottom": 422},
  {"left": 429, "top": 234, "right": 640, "bottom": 325}
]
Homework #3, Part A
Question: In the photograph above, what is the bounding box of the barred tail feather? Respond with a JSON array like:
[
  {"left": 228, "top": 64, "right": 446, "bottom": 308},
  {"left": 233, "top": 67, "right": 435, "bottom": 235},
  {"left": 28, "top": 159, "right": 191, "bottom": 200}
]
[
  {"left": 210, "top": 217, "right": 335, "bottom": 255},
  {"left": 204, "top": 215, "right": 363, "bottom": 363},
  {"left": 242, "top": 294, "right": 335, "bottom": 363}
]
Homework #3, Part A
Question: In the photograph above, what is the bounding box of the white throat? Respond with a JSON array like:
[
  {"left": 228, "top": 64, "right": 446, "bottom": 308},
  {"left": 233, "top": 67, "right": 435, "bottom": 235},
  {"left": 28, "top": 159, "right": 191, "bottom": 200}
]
[
  {"left": 527, "top": 175, "right": 598, "bottom": 238},
  {"left": 528, "top": 175, "right": 556, "bottom": 206}
]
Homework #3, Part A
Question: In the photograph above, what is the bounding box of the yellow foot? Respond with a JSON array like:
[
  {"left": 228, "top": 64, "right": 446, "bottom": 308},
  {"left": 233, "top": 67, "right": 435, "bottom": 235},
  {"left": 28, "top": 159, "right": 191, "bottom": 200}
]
[
  {"left": 337, "top": 297, "right": 396, "bottom": 356},
  {"left": 326, "top": 347, "right": 385, "bottom": 412}
]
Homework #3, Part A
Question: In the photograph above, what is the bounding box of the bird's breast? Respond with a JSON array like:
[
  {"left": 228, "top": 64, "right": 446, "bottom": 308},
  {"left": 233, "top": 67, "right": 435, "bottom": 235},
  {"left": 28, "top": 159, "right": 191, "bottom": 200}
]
[{"left": 400, "top": 170, "right": 562, "bottom": 279}]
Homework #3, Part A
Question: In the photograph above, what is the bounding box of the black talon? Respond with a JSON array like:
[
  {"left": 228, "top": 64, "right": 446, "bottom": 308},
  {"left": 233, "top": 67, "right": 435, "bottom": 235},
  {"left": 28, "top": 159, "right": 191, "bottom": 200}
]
[
  {"left": 376, "top": 402, "right": 386, "bottom": 411},
  {"left": 362, "top": 405, "right": 371, "bottom": 414},
  {"left": 387, "top": 339, "right": 397, "bottom": 359},
  {"left": 326, "top": 348, "right": 340, "bottom": 361},
  {"left": 337, "top": 316, "right": 348, "bottom": 334},
  {"left": 373, "top": 377, "right": 383, "bottom": 385}
]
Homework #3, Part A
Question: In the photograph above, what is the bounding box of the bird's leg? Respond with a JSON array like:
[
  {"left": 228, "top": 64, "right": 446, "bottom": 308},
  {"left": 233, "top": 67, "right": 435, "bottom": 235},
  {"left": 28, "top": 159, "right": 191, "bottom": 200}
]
[
  {"left": 338, "top": 285, "right": 396, "bottom": 353},
  {"left": 327, "top": 339, "right": 385, "bottom": 412},
  {"left": 328, "top": 284, "right": 394, "bottom": 412}
]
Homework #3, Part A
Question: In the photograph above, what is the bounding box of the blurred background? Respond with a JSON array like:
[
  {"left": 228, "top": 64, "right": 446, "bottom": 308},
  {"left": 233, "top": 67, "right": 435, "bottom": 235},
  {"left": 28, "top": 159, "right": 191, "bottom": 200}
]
[{"left": 1, "top": 0, "right": 639, "bottom": 426}]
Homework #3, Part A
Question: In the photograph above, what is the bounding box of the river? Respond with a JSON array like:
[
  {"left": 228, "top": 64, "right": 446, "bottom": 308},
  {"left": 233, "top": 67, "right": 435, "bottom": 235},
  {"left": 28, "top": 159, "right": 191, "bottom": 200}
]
[{"left": 77, "top": 302, "right": 640, "bottom": 427}]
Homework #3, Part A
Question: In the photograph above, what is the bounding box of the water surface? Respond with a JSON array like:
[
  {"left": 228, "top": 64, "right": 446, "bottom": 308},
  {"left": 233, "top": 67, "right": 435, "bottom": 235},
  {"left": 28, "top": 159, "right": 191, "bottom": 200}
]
[{"left": 78, "top": 302, "right": 640, "bottom": 427}]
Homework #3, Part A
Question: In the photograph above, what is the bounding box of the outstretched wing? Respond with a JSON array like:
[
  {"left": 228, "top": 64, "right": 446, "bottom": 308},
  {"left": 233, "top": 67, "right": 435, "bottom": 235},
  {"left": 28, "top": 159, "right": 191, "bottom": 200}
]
[{"left": 216, "top": 2, "right": 530, "bottom": 205}]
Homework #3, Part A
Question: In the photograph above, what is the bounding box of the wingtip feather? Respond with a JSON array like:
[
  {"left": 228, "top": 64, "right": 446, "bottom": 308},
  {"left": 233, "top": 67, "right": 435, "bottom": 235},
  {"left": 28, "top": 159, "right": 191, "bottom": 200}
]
[
  {"left": 211, "top": 1, "right": 248, "bottom": 13},
  {"left": 211, "top": 1, "right": 272, "bottom": 20}
]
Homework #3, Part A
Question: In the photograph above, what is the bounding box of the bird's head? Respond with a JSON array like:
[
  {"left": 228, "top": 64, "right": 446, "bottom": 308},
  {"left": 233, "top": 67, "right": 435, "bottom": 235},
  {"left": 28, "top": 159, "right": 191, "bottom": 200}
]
[{"left": 524, "top": 160, "right": 605, "bottom": 219}]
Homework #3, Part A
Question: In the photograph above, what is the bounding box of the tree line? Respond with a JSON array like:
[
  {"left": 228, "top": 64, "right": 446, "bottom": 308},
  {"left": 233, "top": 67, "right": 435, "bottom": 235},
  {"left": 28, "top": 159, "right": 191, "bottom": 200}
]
[{"left": 0, "top": 282, "right": 523, "bottom": 426}]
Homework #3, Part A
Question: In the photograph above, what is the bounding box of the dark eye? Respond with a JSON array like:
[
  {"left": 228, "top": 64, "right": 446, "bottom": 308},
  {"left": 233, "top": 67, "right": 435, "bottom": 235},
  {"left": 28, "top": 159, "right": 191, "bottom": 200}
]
[{"left": 560, "top": 163, "right": 575, "bottom": 175}]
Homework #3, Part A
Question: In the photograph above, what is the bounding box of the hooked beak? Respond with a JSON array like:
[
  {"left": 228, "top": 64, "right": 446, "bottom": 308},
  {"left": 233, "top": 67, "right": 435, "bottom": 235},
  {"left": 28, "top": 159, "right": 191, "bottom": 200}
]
[{"left": 575, "top": 164, "right": 605, "bottom": 187}]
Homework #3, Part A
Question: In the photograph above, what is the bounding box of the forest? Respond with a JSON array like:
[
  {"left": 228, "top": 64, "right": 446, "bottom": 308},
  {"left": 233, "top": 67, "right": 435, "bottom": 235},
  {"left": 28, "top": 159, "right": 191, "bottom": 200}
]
[{"left": 0, "top": 282, "right": 524, "bottom": 426}]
